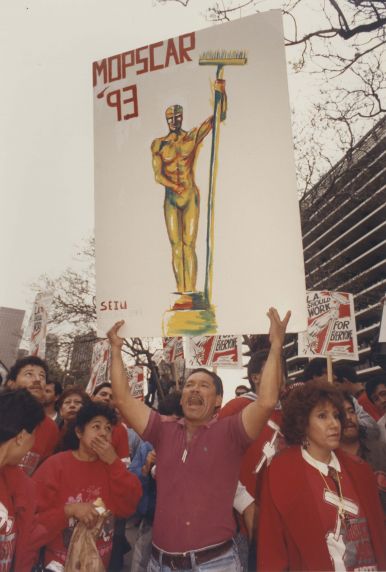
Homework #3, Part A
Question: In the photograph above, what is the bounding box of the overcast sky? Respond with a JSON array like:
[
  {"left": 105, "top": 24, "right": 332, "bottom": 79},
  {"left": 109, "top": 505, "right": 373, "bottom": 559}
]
[{"left": 1, "top": 0, "right": 225, "bottom": 312}]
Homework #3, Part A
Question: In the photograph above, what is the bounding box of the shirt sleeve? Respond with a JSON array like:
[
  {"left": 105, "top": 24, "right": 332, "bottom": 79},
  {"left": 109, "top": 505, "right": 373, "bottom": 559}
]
[
  {"left": 233, "top": 481, "right": 254, "bottom": 514},
  {"left": 141, "top": 410, "right": 162, "bottom": 449},
  {"left": 227, "top": 411, "right": 254, "bottom": 453},
  {"left": 105, "top": 458, "right": 142, "bottom": 518}
]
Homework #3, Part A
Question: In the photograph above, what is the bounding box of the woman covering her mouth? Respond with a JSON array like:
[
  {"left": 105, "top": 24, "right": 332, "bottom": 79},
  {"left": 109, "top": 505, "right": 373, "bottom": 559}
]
[{"left": 257, "top": 381, "right": 386, "bottom": 571}]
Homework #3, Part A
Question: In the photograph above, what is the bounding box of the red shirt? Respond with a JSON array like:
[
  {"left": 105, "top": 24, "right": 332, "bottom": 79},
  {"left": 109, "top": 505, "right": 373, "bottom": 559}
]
[
  {"left": 19, "top": 416, "right": 59, "bottom": 476},
  {"left": 304, "top": 455, "right": 377, "bottom": 570},
  {"left": 33, "top": 451, "right": 141, "bottom": 568},
  {"left": 142, "top": 410, "right": 253, "bottom": 552},
  {"left": 0, "top": 470, "right": 16, "bottom": 572},
  {"left": 112, "top": 422, "right": 129, "bottom": 458},
  {"left": 219, "top": 394, "right": 283, "bottom": 498}
]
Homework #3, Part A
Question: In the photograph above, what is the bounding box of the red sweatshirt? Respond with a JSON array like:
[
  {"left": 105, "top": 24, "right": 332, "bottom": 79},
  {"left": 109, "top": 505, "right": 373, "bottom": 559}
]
[
  {"left": 33, "top": 451, "right": 141, "bottom": 568},
  {"left": 19, "top": 415, "right": 59, "bottom": 475}
]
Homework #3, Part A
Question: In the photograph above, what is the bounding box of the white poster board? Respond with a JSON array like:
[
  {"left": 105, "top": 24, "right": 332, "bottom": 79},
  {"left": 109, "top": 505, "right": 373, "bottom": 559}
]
[
  {"left": 94, "top": 11, "right": 307, "bottom": 338},
  {"left": 298, "top": 291, "right": 359, "bottom": 361}
]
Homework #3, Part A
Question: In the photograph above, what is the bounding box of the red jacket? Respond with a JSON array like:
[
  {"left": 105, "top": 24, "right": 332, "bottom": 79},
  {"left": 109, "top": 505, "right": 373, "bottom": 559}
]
[
  {"left": 219, "top": 394, "right": 282, "bottom": 498},
  {"left": 0, "top": 465, "right": 64, "bottom": 572},
  {"left": 258, "top": 447, "right": 386, "bottom": 571}
]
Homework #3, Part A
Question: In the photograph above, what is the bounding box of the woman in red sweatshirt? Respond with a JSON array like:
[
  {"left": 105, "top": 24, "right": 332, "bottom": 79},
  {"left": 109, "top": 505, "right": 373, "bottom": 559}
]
[{"left": 33, "top": 401, "right": 142, "bottom": 570}]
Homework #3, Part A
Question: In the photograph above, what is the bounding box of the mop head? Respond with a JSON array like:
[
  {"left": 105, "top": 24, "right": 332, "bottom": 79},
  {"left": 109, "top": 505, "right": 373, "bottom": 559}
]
[{"left": 199, "top": 50, "right": 247, "bottom": 66}]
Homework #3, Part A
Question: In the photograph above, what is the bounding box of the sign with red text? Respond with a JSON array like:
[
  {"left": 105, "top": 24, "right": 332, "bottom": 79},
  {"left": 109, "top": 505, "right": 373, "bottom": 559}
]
[
  {"left": 162, "top": 337, "right": 184, "bottom": 363},
  {"left": 28, "top": 291, "right": 54, "bottom": 358},
  {"left": 94, "top": 11, "right": 307, "bottom": 338},
  {"left": 86, "top": 339, "right": 111, "bottom": 395},
  {"left": 298, "top": 291, "right": 358, "bottom": 360},
  {"left": 126, "top": 365, "right": 145, "bottom": 400},
  {"left": 186, "top": 335, "right": 242, "bottom": 368}
]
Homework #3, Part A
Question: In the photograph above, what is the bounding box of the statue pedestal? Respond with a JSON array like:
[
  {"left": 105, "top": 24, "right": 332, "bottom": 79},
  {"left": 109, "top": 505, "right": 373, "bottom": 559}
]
[{"left": 162, "top": 292, "right": 217, "bottom": 335}]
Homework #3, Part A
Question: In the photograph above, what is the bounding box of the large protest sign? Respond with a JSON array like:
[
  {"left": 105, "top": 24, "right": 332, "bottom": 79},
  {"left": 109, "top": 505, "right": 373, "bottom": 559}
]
[
  {"left": 94, "top": 11, "right": 307, "bottom": 338},
  {"left": 86, "top": 339, "right": 111, "bottom": 395},
  {"left": 186, "top": 335, "right": 242, "bottom": 368},
  {"left": 28, "top": 291, "right": 54, "bottom": 358},
  {"left": 298, "top": 291, "right": 359, "bottom": 360}
]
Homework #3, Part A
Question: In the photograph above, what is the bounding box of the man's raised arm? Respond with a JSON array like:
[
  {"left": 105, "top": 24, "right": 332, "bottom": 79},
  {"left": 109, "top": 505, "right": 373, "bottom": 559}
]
[
  {"left": 242, "top": 308, "right": 291, "bottom": 440},
  {"left": 107, "top": 321, "right": 151, "bottom": 436}
]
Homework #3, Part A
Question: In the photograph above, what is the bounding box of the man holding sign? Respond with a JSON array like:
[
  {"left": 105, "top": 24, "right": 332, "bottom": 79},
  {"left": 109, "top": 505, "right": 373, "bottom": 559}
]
[{"left": 108, "top": 307, "right": 290, "bottom": 571}]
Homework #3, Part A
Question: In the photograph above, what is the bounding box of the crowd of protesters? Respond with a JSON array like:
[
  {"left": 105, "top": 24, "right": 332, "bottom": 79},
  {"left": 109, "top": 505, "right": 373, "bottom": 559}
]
[{"left": 0, "top": 307, "right": 385, "bottom": 571}]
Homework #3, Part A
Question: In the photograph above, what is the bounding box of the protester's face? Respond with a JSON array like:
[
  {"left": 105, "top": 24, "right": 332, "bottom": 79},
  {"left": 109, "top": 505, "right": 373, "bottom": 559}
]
[
  {"left": 13, "top": 365, "right": 46, "bottom": 402},
  {"left": 371, "top": 383, "right": 386, "bottom": 415},
  {"left": 93, "top": 387, "right": 113, "bottom": 406},
  {"left": 306, "top": 400, "right": 341, "bottom": 459},
  {"left": 8, "top": 429, "right": 36, "bottom": 465},
  {"left": 77, "top": 416, "right": 112, "bottom": 452},
  {"left": 60, "top": 393, "right": 84, "bottom": 421},
  {"left": 341, "top": 400, "right": 359, "bottom": 443},
  {"left": 44, "top": 384, "right": 57, "bottom": 406},
  {"left": 181, "top": 372, "right": 222, "bottom": 424}
]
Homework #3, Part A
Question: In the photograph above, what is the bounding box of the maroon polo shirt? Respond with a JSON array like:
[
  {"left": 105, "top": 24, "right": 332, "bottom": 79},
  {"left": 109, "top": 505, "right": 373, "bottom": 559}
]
[{"left": 142, "top": 409, "right": 253, "bottom": 552}]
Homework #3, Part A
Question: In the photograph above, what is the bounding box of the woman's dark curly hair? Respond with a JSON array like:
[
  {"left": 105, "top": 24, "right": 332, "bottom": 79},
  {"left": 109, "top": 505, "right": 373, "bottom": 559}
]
[
  {"left": 282, "top": 381, "right": 345, "bottom": 445},
  {"left": 60, "top": 401, "right": 118, "bottom": 451}
]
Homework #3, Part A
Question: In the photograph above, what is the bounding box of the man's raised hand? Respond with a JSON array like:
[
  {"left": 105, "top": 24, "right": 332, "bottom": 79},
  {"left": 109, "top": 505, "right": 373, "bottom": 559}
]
[
  {"left": 267, "top": 307, "right": 291, "bottom": 349},
  {"left": 107, "top": 320, "right": 125, "bottom": 350}
]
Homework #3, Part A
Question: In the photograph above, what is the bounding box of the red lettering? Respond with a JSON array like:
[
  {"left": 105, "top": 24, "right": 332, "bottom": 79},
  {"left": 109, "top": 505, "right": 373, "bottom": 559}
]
[
  {"left": 100, "top": 301, "right": 107, "bottom": 311},
  {"left": 120, "top": 301, "right": 127, "bottom": 309},
  {"left": 106, "top": 85, "right": 138, "bottom": 122},
  {"left": 93, "top": 60, "right": 108, "bottom": 87},
  {"left": 136, "top": 46, "right": 149, "bottom": 75},
  {"left": 149, "top": 41, "right": 164, "bottom": 72},
  {"left": 122, "top": 50, "right": 135, "bottom": 78},
  {"left": 165, "top": 38, "right": 180, "bottom": 67},
  {"left": 106, "top": 90, "right": 122, "bottom": 120},
  {"left": 108, "top": 55, "right": 122, "bottom": 82},
  {"left": 179, "top": 33, "right": 195, "bottom": 63},
  {"left": 122, "top": 85, "right": 138, "bottom": 121}
]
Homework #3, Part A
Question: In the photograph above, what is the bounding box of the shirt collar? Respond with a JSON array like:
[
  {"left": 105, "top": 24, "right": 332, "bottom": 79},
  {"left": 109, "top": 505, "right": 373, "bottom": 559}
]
[
  {"left": 301, "top": 447, "right": 341, "bottom": 475},
  {"left": 177, "top": 414, "right": 218, "bottom": 429}
]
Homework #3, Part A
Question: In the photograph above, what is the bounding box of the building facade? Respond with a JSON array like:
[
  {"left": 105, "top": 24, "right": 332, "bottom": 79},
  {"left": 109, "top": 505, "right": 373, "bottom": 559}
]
[
  {"left": 0, "top": 307, "right": 25, "bottom": 370},
  {"left": 286, "top": 115, "right": 386, "bottom": 380}
]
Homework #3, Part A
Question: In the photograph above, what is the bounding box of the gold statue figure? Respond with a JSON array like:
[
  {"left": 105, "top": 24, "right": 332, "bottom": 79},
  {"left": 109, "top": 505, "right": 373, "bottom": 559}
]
[{"left": 151, "top": 79, "right": 227, "bottom": 310}]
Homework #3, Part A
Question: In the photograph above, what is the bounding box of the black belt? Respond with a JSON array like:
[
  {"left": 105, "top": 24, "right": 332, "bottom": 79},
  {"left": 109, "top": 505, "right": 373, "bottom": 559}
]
[{"left": 151, "top": 539, "right": 233, "bottom": 570}]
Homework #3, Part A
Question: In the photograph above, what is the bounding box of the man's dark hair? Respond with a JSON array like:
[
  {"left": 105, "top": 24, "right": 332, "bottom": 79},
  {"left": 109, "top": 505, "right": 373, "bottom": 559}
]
[
  {"left": 62, "top": 401, "right": 117, "bottom": 451},
  {"left": 46, "top": 380, "right": 63, "bottom": 397},
  {"left": 235, "top": 384, "right": 250, "bottom": 396},
  {"left": 302, "top": 358, "right": 327, "bottom": 382},
  {"left": 158, "top": 391, "right": 183, "bottom": 416},
  {"left": 341, "top": 390, "right": 355, "bottom": 407},
  {"left": 7, "top": 356, "right": 49, "bottom": 382},
  {"left": 365, "top": 372, "right": 386, "bottom": 402},
  {"left": 92, "top": 382, "right": 112, "bottom": 397},
  {"left": 57, "top": 385, "right": 90, "bottom": 411},
  {"left": 247, "top": 350, "right": 269, "bottom": 390},
  {"left": 188, "top": 368, "right": 223, "bottom": 397},
  {"left": 282, "top": 381, "right": 345, "bottom": 445},
  {"left": 334, "top": 364, "right": 358, "bottom": 384},
  {"left": 0, "top": 388, "right": 45, "bottom": 444}
]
